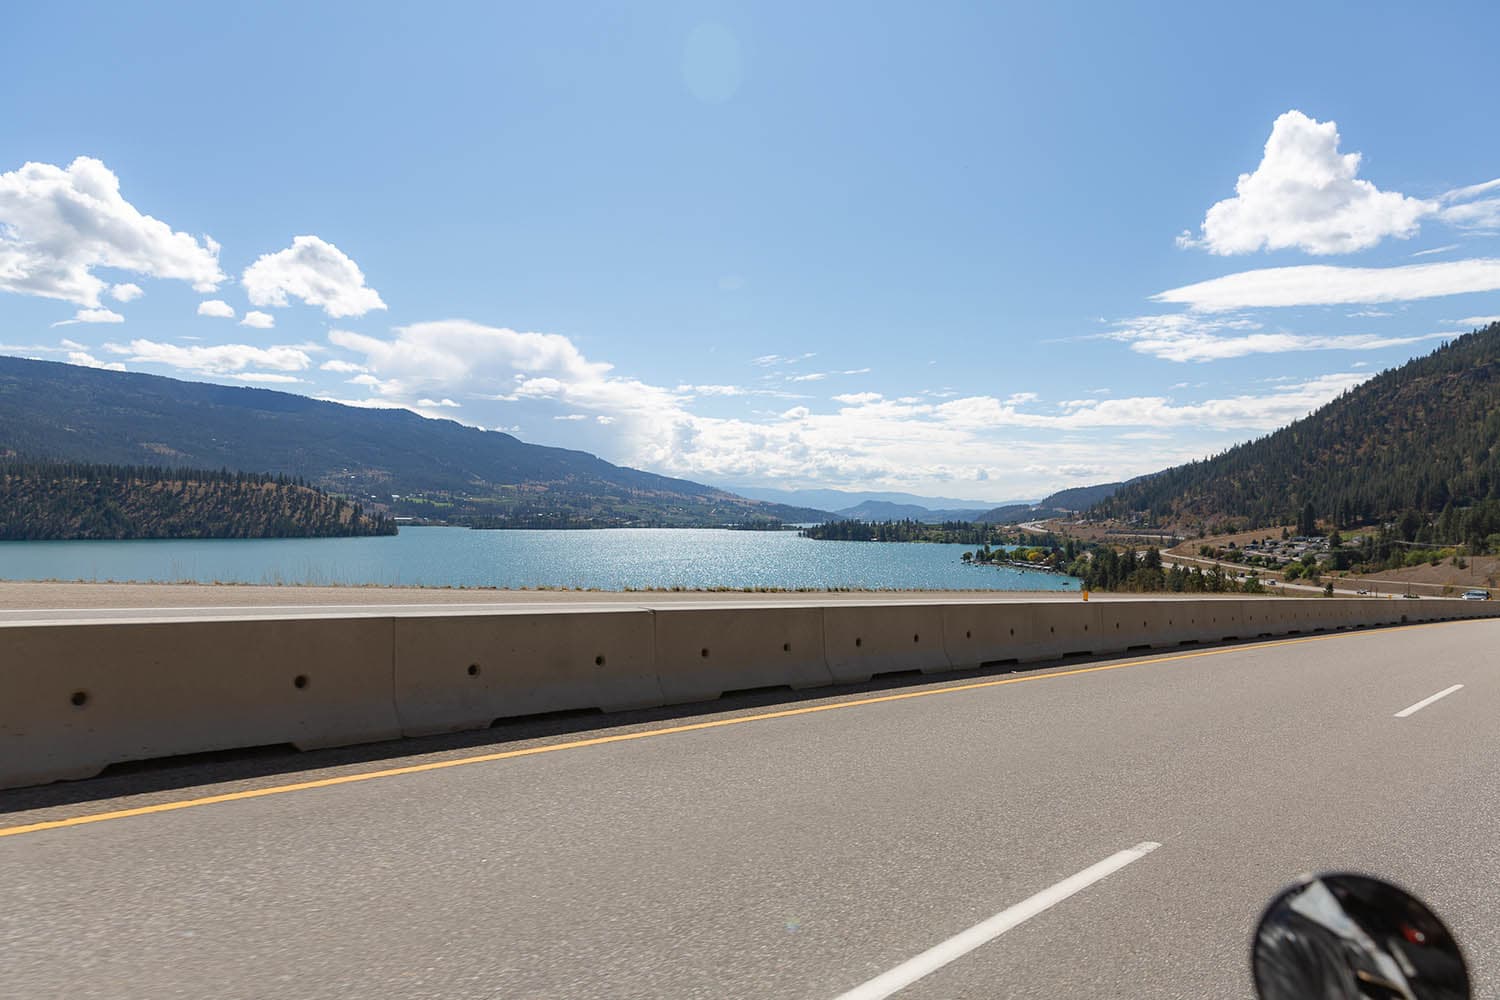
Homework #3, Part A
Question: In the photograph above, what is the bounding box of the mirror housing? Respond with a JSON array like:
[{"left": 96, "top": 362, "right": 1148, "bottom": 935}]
[{"left": 1253, "top": 873, "right": 1469, "bottom": 1000}]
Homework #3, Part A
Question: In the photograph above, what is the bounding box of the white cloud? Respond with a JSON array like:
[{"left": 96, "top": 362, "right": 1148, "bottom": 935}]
[
  {"left": 110, "top": 282, "right": 143, "bottom": 302},
  {"left": 325, "top": 317, "right": 1375, "bottom": 499},
  {"left": 788, "top": 372, "right": 826, "bottom": 382},
  {"left": 554, "top": 413, "right": 588, "bottom": 421},
  {"left": 417, "top": 397, "right": 461, "bottom": 408},
  {"left": 240, "top": 310, "right": 275, "bottom": 329},
  {"left": 1439, "top": 198, "right": 1500, "bottom": 232},
  {"left": 1448, "top": 315, "right": 1500, "bottom": 328},
  {"left": 242, "top": 235, "right": 386, "bottom": 318},
  {"left": 1179, "top": 111, "right": 1433, "bottom": 255},
  {"left": 229, "top": 372, "right": 304, "bottom": 384},
  {"left": 1107, "top": 312, "right": 1450, "bottom": 362},
  {"left": 1444, "top": 178, "right": 1500, "bottom": 202},
  {"left": 0, "top": 156, "right": 223, "bottom": 307},
  {"left": 320, "top": 358, "right": 368, "bottom": 373},
  {"left": 1411, "top": 244, "right": 1459, "bottom": 258},
  {"left": 52, "top": 307, "right": 125, "bottom": 327},
  {"left": 1154, "top": 258, "right": 1500, "bottom": 311},
  {"left": 196, "top": 299, "right": 235, "bottom": 318},
  {"left": 65, "top": 349, "right": 126, "bottom": 371},
  {"left": 750, "top": 352, "right": 816, "bottom": 367},
  {"left": 676, "top": 383, "right": 746, "bottom": 396},
  {"left": 104, "top": 339, "right": 312, "bottom": 376}
]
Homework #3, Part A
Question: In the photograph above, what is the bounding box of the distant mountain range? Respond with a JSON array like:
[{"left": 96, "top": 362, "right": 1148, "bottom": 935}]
[
  {"left": 1097, "top": 322, "right": 1500, "bottom": 529},
  {"left": 831, "top": 500, "right": 992, "bottom": 522},
  {"left": 726, "top": 485, "right": 1030, "bottom": 513},
  {"left": 0, "top": 357, "right": 828, "bottom": 528},
  {"left": 729, "top": 483, "right": 1130, "bottom": 524},
  {"left": 975, "top": 481, "right": 1131, "bottom": 524}
]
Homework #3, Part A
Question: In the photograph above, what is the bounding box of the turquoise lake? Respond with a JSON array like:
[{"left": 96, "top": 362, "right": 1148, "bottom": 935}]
[{"left": 0, "top": 526, "right": 1080, "bottom": 591}]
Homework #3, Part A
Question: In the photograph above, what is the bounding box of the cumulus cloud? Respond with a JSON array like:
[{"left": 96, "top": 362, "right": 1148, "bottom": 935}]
[
  {"left": 832, "top": 391, "right": 883, "bottom": 405},
  {"left": 197, "top": 299, "right": 235, "bottom": 318},
  {"left": 418, "top": 397, "right": 461, "bottom": 408},
  {"left": 325, "top": 318, "right": 1372, "bottom": 498},
  {"left": 0, "top": 156, "right": 224, "bottom": 307},
  {"left": 1154, "top": 258, "right": 1500, "bottom": 311},
  {"left": 320, "top": 358, "right": 368, "bottom": 373},
  {"left": 64, "top": 349, "right": 126, "bottom": 371},
  {"left": 110, "top": 282, "right": 143, "bottom": 302},
  {"left": 242, "top": 235, "right": 386, "bottom": 318},
  {"left": 104, "top": 339, "right": 312, "bottom": 377},
  {"left": 1107, "top": 312, "right": 1450, "bottom": 362},
  {"left": 1178, "top": 111, "right": 1433, "bottom": 255},
  {"left": 240, "top": 309, "right": 275, "bottom": 329},
  {"left": 52, "top": 307, "right": 125, "bottom": 327}
]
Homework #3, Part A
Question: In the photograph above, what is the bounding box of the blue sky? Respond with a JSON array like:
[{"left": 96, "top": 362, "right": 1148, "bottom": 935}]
[{"left": 3, "top": 1, "right": 1499, "bottom": 501}]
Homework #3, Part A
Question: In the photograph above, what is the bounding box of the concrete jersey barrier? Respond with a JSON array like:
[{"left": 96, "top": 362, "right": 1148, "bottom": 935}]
[
  {"left": 0, "top": 617, "right": 399, "bottom": 788},
  {"left": 3, "top": 596, "right": 1498, "bottom": 790}
]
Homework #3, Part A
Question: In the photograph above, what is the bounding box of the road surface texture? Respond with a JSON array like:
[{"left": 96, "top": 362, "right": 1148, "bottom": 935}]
[{"left": 3, "top": 618, "right": 1496, "bottom": 998}]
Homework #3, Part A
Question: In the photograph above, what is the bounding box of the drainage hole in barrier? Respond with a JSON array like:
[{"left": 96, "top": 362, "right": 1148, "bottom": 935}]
[
  {"left": 1049, "top": 626, "right": 1055, "bottom": 633},
  {"left": 700, "top": 648, "right": 710, "bottom": 658},
  {"left": 912, "top": 633, "right": 920, "bottom": 643},
  {"left": 70, "top": 690, "right": 89, "bottom": 707},
  {"left": 293, "top": 674, "right": 309, "bottom": 690},
  {"left": 965, "top": 630, "right": 972, "bottom": 639},
  {"left": 594, "top": 655, "right": 606, "bottom": 666},
  {"left": 855, "top": 637, "right": 863, "bottom": 647},
  {"left": 783, "top": 642, "right": 792, "bottom": 652},
  {"left": 467, "top": 663, "right": 481, "bottom": 677},
  {"left": 1010, "top": 628, "right": 1015, "bottom": 636}
]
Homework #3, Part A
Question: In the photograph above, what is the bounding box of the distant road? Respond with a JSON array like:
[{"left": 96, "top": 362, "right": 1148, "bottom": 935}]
[{"left": 3, "top": 618, "right": 1497, "bottom": 997}]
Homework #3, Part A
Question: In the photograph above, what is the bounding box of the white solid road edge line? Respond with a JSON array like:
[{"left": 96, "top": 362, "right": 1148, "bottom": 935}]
[
  {"left": 1394, "top": 684, "right": 1465, "bottom": 718},
  {"left": 831, "top": 841, "right": 1161, "bottom": 1000}
]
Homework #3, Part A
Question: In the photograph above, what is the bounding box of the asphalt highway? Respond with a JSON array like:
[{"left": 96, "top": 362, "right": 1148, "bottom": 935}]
[{"left": 3, "top": 618, "right": 1497, "bottom": 998}]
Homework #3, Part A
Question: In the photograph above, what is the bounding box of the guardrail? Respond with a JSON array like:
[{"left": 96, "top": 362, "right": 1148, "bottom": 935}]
[{"left": 3, "top": 597, "right": 1495, "bottom": 790}]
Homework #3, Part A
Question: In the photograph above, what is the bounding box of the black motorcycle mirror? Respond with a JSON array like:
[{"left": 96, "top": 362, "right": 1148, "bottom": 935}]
[{"left": 1252, "top": 873, "right": 1470, "bottom": 1000}]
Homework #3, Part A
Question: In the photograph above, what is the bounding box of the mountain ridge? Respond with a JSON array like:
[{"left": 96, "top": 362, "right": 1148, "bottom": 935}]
[
  {"left": 1095, "top": 323, "right": 1500, "bottom": 529},
  {"left": 0, "top": 356, "right": 829, "bottom": 527}
]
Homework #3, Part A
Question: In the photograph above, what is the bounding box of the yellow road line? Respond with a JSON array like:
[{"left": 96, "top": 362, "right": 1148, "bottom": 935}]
[{"left": 0, "top": 619, "right": 1481, "bottom": 840}]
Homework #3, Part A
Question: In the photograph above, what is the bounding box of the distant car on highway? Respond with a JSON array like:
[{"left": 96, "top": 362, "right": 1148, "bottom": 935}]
[
  {"left": 1355, "top": 588, "right": 1370, "bottom": 595},
  {"left": 1461, "top": 589, "right": 1491, "bottom": 601}
]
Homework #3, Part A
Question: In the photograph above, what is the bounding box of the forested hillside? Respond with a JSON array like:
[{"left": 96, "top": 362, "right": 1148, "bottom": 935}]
[
  {"left": 0, "top": 462, "right": 395, "bottom": 540},
  {"left": 0, "top": 356, "right": 825, "bottom": 527},
  {"left": 1097, "top": 322, "right": 1500, "bottom": 530}
]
